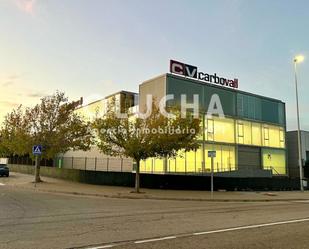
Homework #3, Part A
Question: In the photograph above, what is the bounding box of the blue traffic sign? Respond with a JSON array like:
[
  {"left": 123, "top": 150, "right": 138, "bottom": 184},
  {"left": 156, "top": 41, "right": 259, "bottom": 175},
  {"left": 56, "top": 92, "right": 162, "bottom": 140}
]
[{"left": 32, "top": 145, "right": 42, "bottom": 155}]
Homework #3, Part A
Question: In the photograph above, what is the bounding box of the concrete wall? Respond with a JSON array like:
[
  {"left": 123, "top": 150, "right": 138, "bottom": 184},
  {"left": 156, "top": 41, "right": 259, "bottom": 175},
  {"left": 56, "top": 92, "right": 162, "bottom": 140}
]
[
  {"left": 8, "top": 164, "right": 134, "bottom": 186},
  {"left": 9, "top": 164, "right": 300, "bottom": 191},
  {"left": 139, "top": 74, "right": 166, "bottom": 112},
  {"left": 59, "top": 146, "right": 133, "bottom": 172}
]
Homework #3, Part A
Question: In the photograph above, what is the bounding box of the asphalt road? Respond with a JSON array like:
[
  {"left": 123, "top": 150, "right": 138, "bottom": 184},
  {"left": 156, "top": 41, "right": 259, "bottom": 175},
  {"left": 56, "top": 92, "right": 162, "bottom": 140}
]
[{"left": 1, "top": 179, "right": 309, "bottom": 249}]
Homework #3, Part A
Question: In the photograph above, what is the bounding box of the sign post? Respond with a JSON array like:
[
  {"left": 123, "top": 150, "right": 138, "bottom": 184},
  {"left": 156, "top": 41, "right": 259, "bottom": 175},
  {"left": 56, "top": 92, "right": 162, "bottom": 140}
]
[
  {"left": 32, "top": 145, "right": 42, "bottom": 184},
  {"left": 208, "top": 150, "right": 216, "bottom": 199}
]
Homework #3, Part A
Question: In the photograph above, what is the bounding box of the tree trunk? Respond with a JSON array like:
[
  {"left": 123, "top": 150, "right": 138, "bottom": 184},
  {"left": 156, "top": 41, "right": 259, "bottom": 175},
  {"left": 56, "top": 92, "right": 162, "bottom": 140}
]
[
  {"left": 135, "top": 160, "right": 140, "bottom": 193},
  {"left": 34, "top": 156, "right": 41, "bottom": 183}
]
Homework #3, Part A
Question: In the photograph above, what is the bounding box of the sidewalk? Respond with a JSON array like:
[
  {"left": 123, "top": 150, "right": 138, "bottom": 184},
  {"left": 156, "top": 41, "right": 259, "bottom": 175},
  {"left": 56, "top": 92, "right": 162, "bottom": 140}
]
[{"left": 2, "top": 172, "right": 309, "bottom": 202}]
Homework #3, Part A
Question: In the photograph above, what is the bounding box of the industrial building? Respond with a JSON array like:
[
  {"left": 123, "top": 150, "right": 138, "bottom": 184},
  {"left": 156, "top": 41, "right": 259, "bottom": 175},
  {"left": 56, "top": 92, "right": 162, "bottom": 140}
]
[{"left": 138, "top": 73, "right": 286, "bottom": 177}]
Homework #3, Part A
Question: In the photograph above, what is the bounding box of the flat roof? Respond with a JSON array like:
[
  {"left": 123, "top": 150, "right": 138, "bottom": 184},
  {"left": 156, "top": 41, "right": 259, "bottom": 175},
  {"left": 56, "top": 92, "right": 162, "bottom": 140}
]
[
  {"left": 104, "top": 90, "right": 138, "bottom": 99},
  {"left": 287, "top": 130, "right": 309, "bottom": 133}
]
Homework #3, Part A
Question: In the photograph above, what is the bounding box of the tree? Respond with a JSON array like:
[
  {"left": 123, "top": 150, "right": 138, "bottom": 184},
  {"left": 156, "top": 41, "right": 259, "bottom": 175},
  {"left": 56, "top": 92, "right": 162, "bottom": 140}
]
[
  {"left": 94, "top": 102, "right": 201, "bottom": 193},
  {"left": 0, "top": 91, "right": 93, "bottom": 182},
  {"left": 0, "top": 106, "right": 32, "bottom": 157}
]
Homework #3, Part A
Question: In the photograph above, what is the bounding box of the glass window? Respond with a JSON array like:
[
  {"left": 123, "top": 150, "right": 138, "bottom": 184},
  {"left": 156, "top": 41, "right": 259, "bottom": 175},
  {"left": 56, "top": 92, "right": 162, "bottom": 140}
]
[
  {"left": 154, "top": 158, "right": 164, "bottom": 173},
  {"left": 186, "top": 150, "right": 196, "bottom": 173},
  {"left": 237, "top": 121, "right": 244, "bottom": 144},
  {"left": 211, "top": 117, "right": 235, "bottom": 143},
  {"left": 262, "top": 125, "right": 269, "bottom": 147},
  {"left": 175, "top": 150, "right": 186, "bottom": 172},
  {"left": 167, "top": 158, "right": 176, "bottom": 172},
  {"left": 140, "top": 160, "right": 146, "bottom": 172},
  {"left": 141, "top": 158, "right": 154, "bottom": 172},
  {"left": 237, "top": 93, "right": 261, "bottom": 121},
  {"left": 167, "top": 158, "right": 176, "bottom": 173},
  {"left": 252, "top": 122, "right": 262, "bottom": 146},
  {"left": 205, "top": 144, "right": 236, "bottom": 172},
  {"left": 262, "top": 125, "right": 285, "bottom": 148},
  {"left": 222, "top": 145, "right": 236, "bottom": 171},
  {"left": 262, "top": 99, "right": 279, "bottom": 124},
  {"left": 237, "top": 120, "right": 251, "bottom": 145},
  {"left": 206, "top": 118, "right": 214, "bottom": 141},
  {"left": 197, "top": 118, "right": 205, "bottom": 141},
  {"left": 195, "top": 148, "right": 204, "bottom": 173},
  {"left": 268, "top": 125, "right": 280, "bottom": 148},
  {"left": 237, "top": 94, "right": 244, "bottom": 117},
  {"left": 279, "top": 128, "right": 285, "bottom": 148},
  {"left": 278, "top": 103, "right": 285, "bottom": 125},
  {"left": 262, "top": 148, "right": 286, "bottom": 175}
]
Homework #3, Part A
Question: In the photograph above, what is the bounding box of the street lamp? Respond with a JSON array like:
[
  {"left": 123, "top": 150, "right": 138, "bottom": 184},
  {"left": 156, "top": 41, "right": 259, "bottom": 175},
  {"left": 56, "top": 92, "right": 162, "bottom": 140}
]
[{"left": 293, "top": 55, "right": 304, "bottom": 191}]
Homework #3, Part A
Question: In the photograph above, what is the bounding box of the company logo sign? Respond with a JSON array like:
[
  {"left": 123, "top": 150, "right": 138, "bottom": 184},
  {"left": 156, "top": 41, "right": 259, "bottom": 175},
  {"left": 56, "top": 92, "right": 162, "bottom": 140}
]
[{"left": 170, "top": 60, "right": 239, "bottom": 89}]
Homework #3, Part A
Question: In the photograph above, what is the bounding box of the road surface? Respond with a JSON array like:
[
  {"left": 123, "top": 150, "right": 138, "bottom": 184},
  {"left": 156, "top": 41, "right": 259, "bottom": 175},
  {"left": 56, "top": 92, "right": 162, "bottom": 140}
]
[{"left": 1, "top": 178, "right": 309, "bottom": 248}]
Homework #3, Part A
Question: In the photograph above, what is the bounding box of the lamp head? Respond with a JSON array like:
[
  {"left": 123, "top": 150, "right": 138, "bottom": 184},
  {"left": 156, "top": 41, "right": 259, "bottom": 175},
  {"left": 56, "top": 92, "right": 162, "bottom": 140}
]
[{"left": 294, "top": 55, "right": 305, "bottom": 63}]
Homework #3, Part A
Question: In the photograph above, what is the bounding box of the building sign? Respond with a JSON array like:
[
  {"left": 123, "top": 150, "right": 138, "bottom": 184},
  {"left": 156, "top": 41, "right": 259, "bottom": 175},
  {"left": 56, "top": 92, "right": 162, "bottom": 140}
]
[{"left": 170, "top": 60, "right": 239, "bottom": 89}]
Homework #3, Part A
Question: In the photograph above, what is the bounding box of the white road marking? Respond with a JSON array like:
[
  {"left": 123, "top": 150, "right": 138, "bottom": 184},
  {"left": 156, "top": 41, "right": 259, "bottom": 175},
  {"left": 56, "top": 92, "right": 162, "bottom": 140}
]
[
  {"left": 293, "top": 200, "right": 309, "bottom": 203},
  {"left": 0, "top": 183, "right": 5, "bottom": 186},
  {"left": 135, "top": 236, "right": 177, "bottom": 244},
  {"left": 86, "top": 217, "right": 309, "bottom": 249},
  {"left": 193, "top": 217, "right": 309, "bottom": 236},
  {"left": 87, "top": 245, "right": 114, "bottom": 249}
]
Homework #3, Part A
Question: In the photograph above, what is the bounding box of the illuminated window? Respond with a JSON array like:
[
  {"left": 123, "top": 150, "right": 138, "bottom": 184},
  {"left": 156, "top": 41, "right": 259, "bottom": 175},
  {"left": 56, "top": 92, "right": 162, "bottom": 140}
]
[
  {"left": 205, "top": 144, "right": 236, "bottom": 172},
  {"left": 186, "top": 150, "right": 196, "bottom": 173},
  {"left": 237, "top": 121, "right": 244, "bottom": 144},
  {"left": 269, "top": 125, "right": 280, "bottom": 148},
  {"left": 206, "top": 118, "right": 214, "bottom": 141},
  {"left": 196, "top": 148, "right": 204, "bottom": 173},
  {"left": 140, "top": 160, "right": 146, "bottom": 172},
  {"left": 197, "top": 118, "right": 205, "bottom": 140},
  {"left": 237, "top": 120, "right": 252, "bottom": 145},
  {"left": 175, "top": 150, "right": 186, "bottom": 172},
  {"left": 252, "top": 122, "right": 262, "bottom": 146},
  {"left": 222, "top": 145, "right": 236, "bottom": 171},
  {"left": 279, "top": 128, "right": 285, "bottom": 148},
  {"left": 168, "top": 158, "right": 176, "bottom": 173},
  {"left": 262, "top": 149, "right": 286, "bottom": 175},
  {"left": 141, "top": 158, "right": 154, "bottom": 172},
  {"left": 261, "top": 125, "right": 284, "bottom": 148},
  {"left": 207, "top": 117, "right": 235, "bottom": 143},
  {"left": 154, "top": 158, "right": 164, "bottom": 172},
  {"left": 262, "top": 126, "right": 269, "bottom": 147}
]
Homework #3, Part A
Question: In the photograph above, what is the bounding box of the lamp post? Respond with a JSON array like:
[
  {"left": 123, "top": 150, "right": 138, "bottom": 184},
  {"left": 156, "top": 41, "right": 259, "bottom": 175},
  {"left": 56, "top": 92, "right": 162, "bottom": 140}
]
[{"left": 293, "top": 55, "right": 304, "bottom": 191}]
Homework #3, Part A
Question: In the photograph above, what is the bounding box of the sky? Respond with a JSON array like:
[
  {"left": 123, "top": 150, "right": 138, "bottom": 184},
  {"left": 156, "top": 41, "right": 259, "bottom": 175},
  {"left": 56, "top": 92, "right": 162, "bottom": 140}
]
[{"left": 0, "top": 0, "right": 308, "bottom": 130}]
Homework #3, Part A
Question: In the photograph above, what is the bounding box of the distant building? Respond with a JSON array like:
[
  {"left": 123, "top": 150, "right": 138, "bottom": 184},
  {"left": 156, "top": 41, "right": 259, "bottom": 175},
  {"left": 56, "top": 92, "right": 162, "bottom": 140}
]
[
  {"left": 58, "top": 90, "right": 138, "bottom": 172},
  {"left": 287, "top": 131, "right": 309, "bottom": 178},
  {"left": 75, "top": 90, "right": 138, "bottom": 122}
]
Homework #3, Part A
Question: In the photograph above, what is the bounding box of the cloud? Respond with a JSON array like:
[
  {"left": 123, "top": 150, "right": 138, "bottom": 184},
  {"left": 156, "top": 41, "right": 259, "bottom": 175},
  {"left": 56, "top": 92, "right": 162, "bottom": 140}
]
[
  {"left": 15, "top": 0, "right": 36, "bottom": 15},
  {"left": 0, "top": 101, "right": 20, "bottom": 108},
  {"left": 1, "top": 81, "right": 14, "bottom": 87},
  {"left": 27, "top": 92, "right": 45, "bottom": 98},
  {"left": 0, "top": 74, "right": 22, "bottom": 87}
]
